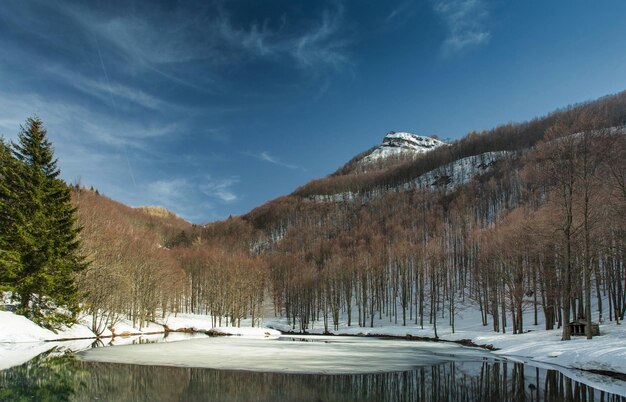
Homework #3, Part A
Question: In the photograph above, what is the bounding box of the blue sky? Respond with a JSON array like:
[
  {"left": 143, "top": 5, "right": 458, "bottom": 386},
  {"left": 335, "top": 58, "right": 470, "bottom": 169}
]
[{"left": 1, "top": 0, "right": 625, "bottom": 223}]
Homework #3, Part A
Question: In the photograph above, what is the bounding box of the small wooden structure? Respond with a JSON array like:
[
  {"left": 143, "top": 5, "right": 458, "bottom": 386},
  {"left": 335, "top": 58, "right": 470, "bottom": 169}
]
[{"left": 569, "top": 319, "right": 600, "bottom": 336}]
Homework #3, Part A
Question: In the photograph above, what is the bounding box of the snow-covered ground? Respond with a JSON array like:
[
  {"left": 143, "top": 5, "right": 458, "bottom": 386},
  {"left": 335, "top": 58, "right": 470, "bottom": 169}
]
[
  {"left": 0, "top": 309, "right": 278, "bottom": 344},
  {"left": 0, "top": 311, "right": 59, "bottom": 343},
  {"left": 154, "top": 312, "right": 279, "bottom": 336}
]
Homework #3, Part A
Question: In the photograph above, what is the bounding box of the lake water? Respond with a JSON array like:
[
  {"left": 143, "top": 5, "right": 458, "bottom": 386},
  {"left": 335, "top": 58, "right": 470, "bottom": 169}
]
[{"left": 1, "top": 335, "right": 625, "bottom": 401}]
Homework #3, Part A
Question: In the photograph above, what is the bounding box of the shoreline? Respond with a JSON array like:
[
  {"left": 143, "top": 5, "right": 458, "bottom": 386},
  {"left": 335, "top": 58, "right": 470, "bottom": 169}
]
[
  {"left": 275, "top": 328, "right": 497, "bottom": 349},
  {"left": 2, "top": 309, "right": 625, "bottom": 383},
  {"left": 270, "top": 327, "right": 626, "bottom": 381}
]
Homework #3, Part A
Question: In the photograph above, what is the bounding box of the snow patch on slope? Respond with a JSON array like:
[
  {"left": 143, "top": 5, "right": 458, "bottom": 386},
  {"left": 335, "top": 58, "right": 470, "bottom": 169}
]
[
  {"left": 311, "top": 151, "right": 511, "bottom": 203},
  {"left": 410, "top": 151, "right": 510, "bottom": 189}
]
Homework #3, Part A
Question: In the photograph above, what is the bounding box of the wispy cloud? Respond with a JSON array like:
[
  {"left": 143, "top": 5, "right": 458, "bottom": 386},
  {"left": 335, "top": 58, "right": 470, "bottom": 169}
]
[
  {"left": 199, "top": 176, "right": 239, "bottom": 203},
  {"left": 290, "top": 6, "right": 351, "bottom": 70},
  {"left": 432, "top": 0, "right": 491, "bottom": 55},
  {"left": 0, "top": 91, "right": 193, "bottom": 196},
  {"left": 385, "top": 1, "right": 416, "bottom": 25},
  {"left": 145, "top": 178, "right": 212, "bottom": 222},
  {"left": 45, "top": 65, "right": 167, "bottom": 111},
  {"left": 0, "top": 0, "right": 350, "bottom": 223},
  {"left": 244, "top": 150, "right": 304, "bottom": 171},
  {"left": 51, "top": 0, "right": 351, "bottom": 80},
  {"left": 146, "top": 175, "right": 239, "bottom": 221},
  {"left": 214, "top": 10, "right": 275, "bottom": 59},
  {"left": 0, "top": 89, "right": 190, "bottom": 150},
  {"left": 147, "top": 178, "right": 190, "bottom": 205}
]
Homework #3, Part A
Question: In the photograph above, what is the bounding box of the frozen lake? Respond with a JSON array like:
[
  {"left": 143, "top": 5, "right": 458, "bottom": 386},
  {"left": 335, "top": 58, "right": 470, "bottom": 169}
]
[
  {"left": 1, "top": 335, "right": 625, "bottom": 401},
  {"left": 77, "top": 335, "right": 497, "bottom": 374}
]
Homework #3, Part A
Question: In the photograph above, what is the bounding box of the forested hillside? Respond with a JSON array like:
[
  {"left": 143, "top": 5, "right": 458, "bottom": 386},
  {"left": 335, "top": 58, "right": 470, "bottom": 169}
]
[
  {"left": 75, "top": 91, "right": 626, "bottom": 341},
  {"left": 73, "top": 189, "right": 192, "bottom": 333},
  {"left": 4, "top": 93, "right": 625, "bottom": 343},
  {"left": 72, "top": 189, "right": 269, "bottom": 333},
  {"left": 238, "top": 91, "right": 626, "bottom": 339}
]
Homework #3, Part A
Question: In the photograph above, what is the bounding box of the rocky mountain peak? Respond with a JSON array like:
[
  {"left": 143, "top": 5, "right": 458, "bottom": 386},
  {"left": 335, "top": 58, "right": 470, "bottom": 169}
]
[{"left": 362, "top": 131, "right": 445, "bottom": 163}]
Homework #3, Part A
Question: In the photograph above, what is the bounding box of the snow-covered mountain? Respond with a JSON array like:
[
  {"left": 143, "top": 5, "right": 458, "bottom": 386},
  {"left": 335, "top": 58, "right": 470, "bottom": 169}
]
[{"left": 362, "top": 132, "right": 445, "bottom": 163}]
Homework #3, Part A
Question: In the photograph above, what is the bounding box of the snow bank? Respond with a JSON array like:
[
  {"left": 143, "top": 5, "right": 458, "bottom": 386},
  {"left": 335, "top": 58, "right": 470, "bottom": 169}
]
[
  {"left": 0, "top": 311, "right": 56, "bottom": 342},
  {"left": 156, "top": 313, "right": 213, "bottom": 332},
  {"left": 0, "top": 310, "right": 204, "bottom": 344},
  {"left": 482, "top": 325, "right": 626, "bottom": 375},
  {"left": 209, "top": 326, "right": 281, "bottom": 338},
  {"left": 109, "top": 320, "right": 165, "bottom": 336},
  {"left": 154, "top": 312, "right": 280, "bottom": 338},
  {"left": 0, "top": 309, "right": 102, "bottom": 342},
  {"left": 0, "top": 309, "right": 281, "bottom": 344},
  {"left": 56, "top": 316, "right": 100, "bottom": 340}
]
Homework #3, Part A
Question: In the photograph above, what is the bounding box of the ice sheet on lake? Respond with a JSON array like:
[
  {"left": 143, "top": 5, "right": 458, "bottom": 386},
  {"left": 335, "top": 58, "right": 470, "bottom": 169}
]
[{"left": 77, "top": 335, "right": 496, "bottom": 374}]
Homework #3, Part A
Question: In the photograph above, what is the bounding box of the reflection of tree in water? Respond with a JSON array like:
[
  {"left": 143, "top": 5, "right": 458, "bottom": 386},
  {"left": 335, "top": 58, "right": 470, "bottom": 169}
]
[
  {"left": 0, "top": 350, "right": 80, "bottom": 401},
  {"left": 2, "top": 355, "right": 626, "bottom": 402},
  {"left": 72, "top": 360, "right": 626, "bottom": 402}
]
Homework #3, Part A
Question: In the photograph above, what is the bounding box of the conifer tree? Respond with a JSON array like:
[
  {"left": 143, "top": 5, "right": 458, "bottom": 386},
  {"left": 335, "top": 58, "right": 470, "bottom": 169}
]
[
  {"left": 0, "top": 138, "right": 19, "bottom": 291},
  {"left": 0, "top": 117, "right": 85, "bottom": 327}
]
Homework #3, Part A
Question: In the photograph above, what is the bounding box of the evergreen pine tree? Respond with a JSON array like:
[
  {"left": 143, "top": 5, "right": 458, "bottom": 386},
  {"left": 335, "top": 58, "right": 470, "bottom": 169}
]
[
  {"left": 0, "top": 117, "right": 85, "bottom": 326},
  {"left": 0, "top": 139, "right": 22, "bottom": 289}
]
